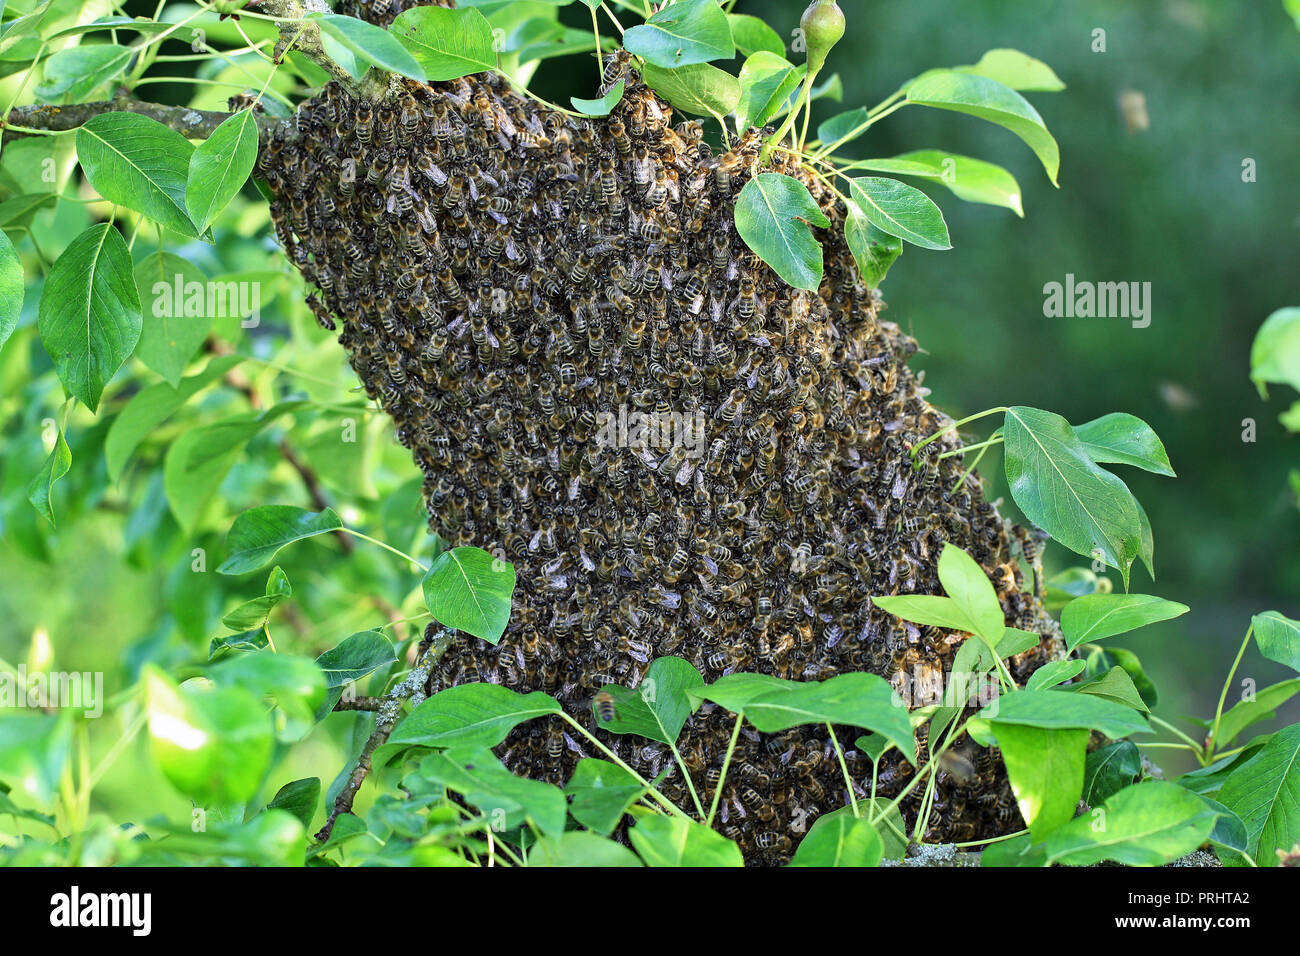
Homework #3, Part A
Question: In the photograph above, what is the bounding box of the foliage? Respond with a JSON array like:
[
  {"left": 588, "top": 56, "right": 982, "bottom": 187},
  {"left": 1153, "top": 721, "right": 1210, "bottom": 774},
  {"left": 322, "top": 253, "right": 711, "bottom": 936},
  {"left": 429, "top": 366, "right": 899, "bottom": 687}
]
[{"left": 0, "top": 0, "right": 1295, "bottom": 869}]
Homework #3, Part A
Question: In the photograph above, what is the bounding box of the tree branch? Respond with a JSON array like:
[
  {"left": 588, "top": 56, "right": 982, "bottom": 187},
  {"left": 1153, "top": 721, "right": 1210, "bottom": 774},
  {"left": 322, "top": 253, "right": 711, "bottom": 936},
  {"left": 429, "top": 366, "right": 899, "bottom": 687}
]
[
  {"left": 315, "top": 625, "right": 454, "bottom": 844},
  {"left": 2, "top": 97, "right": 249, "bottom": 142}
]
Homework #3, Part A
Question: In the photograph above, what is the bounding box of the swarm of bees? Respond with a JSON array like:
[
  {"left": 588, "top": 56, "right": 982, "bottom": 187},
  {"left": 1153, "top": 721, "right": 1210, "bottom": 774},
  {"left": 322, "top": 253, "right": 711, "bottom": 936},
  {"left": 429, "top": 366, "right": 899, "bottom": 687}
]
[{"left": 259, "top": 52, "right": 1062, "bottom": 863}]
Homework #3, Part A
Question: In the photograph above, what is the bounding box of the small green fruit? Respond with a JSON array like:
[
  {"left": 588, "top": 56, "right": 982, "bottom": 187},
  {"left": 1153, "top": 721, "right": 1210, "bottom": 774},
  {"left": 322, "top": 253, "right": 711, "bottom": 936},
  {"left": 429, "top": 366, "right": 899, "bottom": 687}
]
[{"left": 802, "top": 0, "right": 846, "bottom": 74}]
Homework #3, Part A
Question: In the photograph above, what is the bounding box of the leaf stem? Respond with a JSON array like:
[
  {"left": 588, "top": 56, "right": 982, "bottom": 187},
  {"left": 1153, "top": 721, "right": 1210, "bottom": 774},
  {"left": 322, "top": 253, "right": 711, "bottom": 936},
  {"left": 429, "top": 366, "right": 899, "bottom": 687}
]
[
  {"left": 1148, "top": 714, "right": 1203, "bottom": 752},
  {"left": 937, "top": 435, "right": 1004, "bottom": 461},
  {"left": 666, "top": 739, "right": 706, "bottom": 818},
  {"left": 910, "top": 407, "right": 1008, "bottom": 462},
  {"left": 1207, "top": 623, "right": 1253, "bottom": 760},
  {"left": 559, "top": 713, "right": 693, "bottom": 820},
  {"left": 827, "top": 723, "right": 860, "bottom": 818},
  {"left": 952, "top": 828, "right": 1028, "bottom": 848},
  {"left": 763, "top": 70, "right": 816, "bottom": 164},
  {"left": 706, "top": 711, "right": 744, "bottom": 827},
  {"left": 812, "top": 100, "right": 908, "bottom": 161},
  {"left": 589, "top": 6, "right": 604, "bottom": 85},
  {"left": 339, "top": 528, "right": 429, "bottom": 573}
]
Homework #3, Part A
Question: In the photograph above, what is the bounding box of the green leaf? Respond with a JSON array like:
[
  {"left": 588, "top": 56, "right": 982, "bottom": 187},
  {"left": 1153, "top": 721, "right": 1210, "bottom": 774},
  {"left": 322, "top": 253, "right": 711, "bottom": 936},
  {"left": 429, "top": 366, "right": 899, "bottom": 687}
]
[
  {"left": 186, "top": 109, "right": 259, "bottom": 234},
  {"left": 847, "top": 177, "right": 951, "bottom": 251},
  {"left": 1217, "top": 724, "right": 1300, "bottom": 866},
  {"left": 1198, "top": 795, "right": 1251, "bottom": 858},
  {"left": 1060, "top": 593, "right": 1188, "bottom": 651},
  {"left": 843, "top": 212, "right": 902, "bottom": 288},
  {"left": 530, "top": 831, "right": 643, "bottom": 867},
  {"left": 218, "top": 505, "right": 344, "bottom": 575},
  {"left": 871, "top": 594, "right": 972, "bottom": 631},
  {"left": 209, "top": 650, "right": 326, "bottom": 743},
  {"left": 734, "top": 172, "right": 829, "bottom": 291},
  {"left": 1044, "top": 781, "right": 1220, "bottom": 866},
  {"left": 564, "top": 758, "right": 644, "bottom": 834},
  {"left": 76, "top": 112, "right": 199, "bottom": 238},
  {"left": 1175, "top": 736, "right": 1271, "bottom": 796},
  {"left": 26, "top": 415, "right": 71, "bottom": 526},
  {"left": 514, "top": 24, "right": 596, "bottom": 66},
  {"left": 391, "top": 6, "right": 496, "bottom": 81},
  {"left": 0, "top": 790, "right": 56, "bottom": 830},
  {"left": 163, "top": 412, "right": 267, "bottom": 531},
  {"left": 728, "top": 13, "right": 784, "bottom": 56},
  {"left": 1043, "top": 566, "right": 1105, "bottom": 612},
  {"left": 37, "top": 223, "right": 141, "bottom": 412},
  {"left": 852, "top": 150, "right": 1024, "bottom": 217},
  {"left": 957, "top": 48, "right": 1065, "bottom": 91},
  {"left": 629, "top": 813, "right": 744, "bottom": 866},
  {"left": 209, "top": 629, "right": 270, "bottom": 660},
  {"left": 133, "top": 251, "right": 212, "bottom": 387},
  {"left": 414, "top": 747, "right": 567, "bottom": 837},
  {"left": 1249, "top": 307, "right": 1300, "bottom": 398},
  {"left": 1082, "top": 740, "right": 1142, "bottom": 805},
  {"left": 1213, "top": 679, "right": 1300, "bottom": 749},
  {"left": 1069, "top": 666, "right": 1149, "bottom": 713},
  {"left": 105, "top": 354, "right": 240, "bottom": 481},
  {"left": 143, "top": 665, "right": 274, "bottom": 806},
  {"left": 220, "top": 566, "right": 292, "bottom": 632},
  {"left": 996, "top": 723, "right": 1087, "bottom": 839},
  {"left": 788, "top": 810, "right": 883, "bottom": 866},
  {"left": 641, "top": 62, "right": 740, "bottom": 118},
  {"left": 1252, "top": 610, "right": 1300, "bottom": 674},
  {"left": 315, "top": 630, "right": 397, "bottom": 689},
  {"left": 1003, "top": 406, "right": 1144, "bottom": 587},
  {"left": 971, "top": 688, "right": 1150, "bottom": 739},
  {"left": 981, "top": 832, "right": 1046, "bottom": 867},
  {"left": 383, "top": 683, "right": 562, "bottom": 756},
  {"left": 1084, "top": 645, "right": 1159, "bottom": 709},
  {"left": 308, "top": 813, "right": 369, "bottom": 858},
  {"left": 696, "top": 673, "right": 914, "bottom": 757},
  {"left": 1073, "top": 412, "right": 1175, "bottom": 476},
  {"left": 264, "top": 777, "right": 320, "bottom": 829},
  {"left": 623, "top": 0, "right": 734, "bottom": 68},
  {"left": 0, "top": 712, "right": 72, "bottom": 804},
  {"left": 937, "top": 542, "right": 1005, "bottom": 643},
  {"left": 593, "top": 656, "right": 704, "bottom": 745},
  {"left": 816, "top": 107, "right": 868, "bottom": 148},
  {"left": 36, "top": 44, "right": 131, "bottom": 101},
  {"left": 570, "top": 78, "right": 625, "bottom": 117},
  {"left": 1025, "top": 659, "right": 1086, "bottom": 690},
  {"left": 0, "top": 192, "right": 57, "bottom": 231},
  {"left": 422, "top": 545, "right": 516, "bottom": 643},
  {"left": 687, "top": 672, "right": 797, "bottom": 712},
  {"left": 906, "top": 70, "right": 1060, "bottom": 185},
  {"left": 139, "top": 812, "right": 306, "bottom": 866},
  {"left": 735, "top": 52, "right": 804, "bottom": 132},
  {"left": 311, "top": 13, "right": 426, "bottom": 82}
]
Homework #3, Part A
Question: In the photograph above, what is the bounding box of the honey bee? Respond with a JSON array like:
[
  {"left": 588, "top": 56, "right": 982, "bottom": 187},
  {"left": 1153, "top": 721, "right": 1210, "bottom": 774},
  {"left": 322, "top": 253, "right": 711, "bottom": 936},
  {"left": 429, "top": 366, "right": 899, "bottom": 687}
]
[{"left": 592, "top": 689, "right": 618, "bottom": 723}]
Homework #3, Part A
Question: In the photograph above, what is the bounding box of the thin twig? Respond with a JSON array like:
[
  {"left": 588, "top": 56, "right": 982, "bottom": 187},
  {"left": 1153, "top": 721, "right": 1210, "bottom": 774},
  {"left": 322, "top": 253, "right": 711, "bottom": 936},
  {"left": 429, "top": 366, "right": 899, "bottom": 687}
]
[{"left": 314, "top": 626, "right": 453, "bottom": 843}]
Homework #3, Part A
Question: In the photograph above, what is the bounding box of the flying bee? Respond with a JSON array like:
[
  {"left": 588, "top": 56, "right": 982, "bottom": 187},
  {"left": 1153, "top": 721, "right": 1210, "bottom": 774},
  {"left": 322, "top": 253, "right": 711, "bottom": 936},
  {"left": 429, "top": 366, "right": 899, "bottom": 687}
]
[{"left": 939, "top": 749, "right": 977, "bottom": 785}]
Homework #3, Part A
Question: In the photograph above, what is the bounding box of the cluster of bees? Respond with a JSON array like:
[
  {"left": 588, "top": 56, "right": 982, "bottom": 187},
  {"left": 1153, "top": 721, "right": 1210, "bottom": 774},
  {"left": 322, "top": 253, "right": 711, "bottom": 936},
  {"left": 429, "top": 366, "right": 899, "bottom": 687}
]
[{"left": 259, "top": 53, "right": 1060, "bottom": 863}]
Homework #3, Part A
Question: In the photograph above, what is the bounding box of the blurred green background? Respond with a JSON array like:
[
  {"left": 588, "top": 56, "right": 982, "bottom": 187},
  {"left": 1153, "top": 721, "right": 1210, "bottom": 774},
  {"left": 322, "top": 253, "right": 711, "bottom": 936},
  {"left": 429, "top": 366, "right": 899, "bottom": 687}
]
[{"left": 1, "top": 0, "right": 1297, "bottom": 831}]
